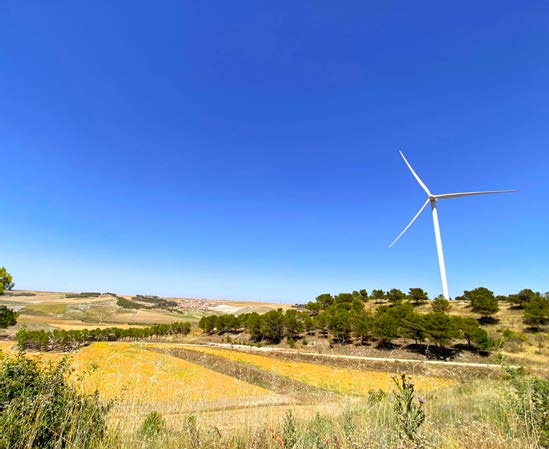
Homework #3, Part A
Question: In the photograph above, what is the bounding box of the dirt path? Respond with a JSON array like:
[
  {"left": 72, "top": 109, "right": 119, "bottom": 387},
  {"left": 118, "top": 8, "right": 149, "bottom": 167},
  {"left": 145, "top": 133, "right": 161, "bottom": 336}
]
[{"left": 181, "top": 343, "right": 510, "bottom": 370}]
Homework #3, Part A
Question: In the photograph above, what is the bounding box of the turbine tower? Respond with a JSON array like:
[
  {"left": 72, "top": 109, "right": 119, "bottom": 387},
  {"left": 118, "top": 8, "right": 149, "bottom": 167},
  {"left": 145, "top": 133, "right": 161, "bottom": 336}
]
[{"left": 389, "top": 151, "right": 517, "bottom": 300}]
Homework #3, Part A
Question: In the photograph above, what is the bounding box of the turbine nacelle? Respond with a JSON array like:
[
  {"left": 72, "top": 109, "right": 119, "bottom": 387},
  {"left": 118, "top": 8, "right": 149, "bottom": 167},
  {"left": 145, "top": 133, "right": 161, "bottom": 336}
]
[{"left": 389, "top": 151, "right": 517, "bottom": 299}]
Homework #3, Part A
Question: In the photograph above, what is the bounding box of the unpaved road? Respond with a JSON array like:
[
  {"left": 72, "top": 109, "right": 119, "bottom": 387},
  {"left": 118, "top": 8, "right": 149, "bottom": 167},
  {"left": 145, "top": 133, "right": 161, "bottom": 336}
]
[{"left": 180, "top": 342, "right": 510, "bottom": 369}]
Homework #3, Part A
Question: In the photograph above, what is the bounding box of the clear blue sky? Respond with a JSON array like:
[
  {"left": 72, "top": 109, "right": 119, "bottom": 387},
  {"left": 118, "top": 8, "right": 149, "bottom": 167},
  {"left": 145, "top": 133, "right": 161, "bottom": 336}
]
[{"left": 1, "top": 1, "right": 548, "bottom": 302}]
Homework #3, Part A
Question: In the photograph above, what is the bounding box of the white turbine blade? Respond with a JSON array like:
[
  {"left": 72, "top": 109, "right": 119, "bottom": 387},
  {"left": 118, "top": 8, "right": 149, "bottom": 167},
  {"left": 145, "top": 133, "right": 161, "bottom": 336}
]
[
  {"left": 434, "top": 189, "right": 518, "bottom": 200},
  {"left": 399, "top": 151, "right": 431, "bottom": 196},
  {"left": 389, "top": 199, "right": 430, "bottom": 248}
]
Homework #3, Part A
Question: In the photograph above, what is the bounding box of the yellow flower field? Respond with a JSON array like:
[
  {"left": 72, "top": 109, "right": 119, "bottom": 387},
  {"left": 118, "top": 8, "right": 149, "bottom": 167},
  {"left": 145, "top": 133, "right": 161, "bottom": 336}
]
[
  {"left": 0, "top": 342, "right": 271, "bottom": 403},
  {"left": 178, "top": 345, "right": 455, "bottom": 395}
]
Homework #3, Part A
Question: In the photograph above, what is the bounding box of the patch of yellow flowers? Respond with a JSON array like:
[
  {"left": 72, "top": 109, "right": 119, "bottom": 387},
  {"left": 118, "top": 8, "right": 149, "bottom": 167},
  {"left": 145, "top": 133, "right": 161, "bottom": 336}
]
[{"left": 180, "top": 345, "right": 455, "bottom": 395}]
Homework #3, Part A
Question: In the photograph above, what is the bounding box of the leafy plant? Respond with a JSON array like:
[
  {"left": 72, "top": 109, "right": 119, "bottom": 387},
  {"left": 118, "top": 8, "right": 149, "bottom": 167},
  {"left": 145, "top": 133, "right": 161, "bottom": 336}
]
[
  {"left": 0, "top": 353, "right": 110, "bottom": 448},
  {"left": 506, "top": 369, "right": 549, "bottom": 447},
  {"left": 282, "top": 410, "right": 297, "bottom": 448},
  {"left": 391, "top": 374, "right": 426, "bottom": 444},
  {"left": 0, "top": 305, "right": 18, "bottom": 328},
  {"left": 140, "top": 411, "right": 166, "bottom": 439},
  {"left": 183, "top": 414, "right": 201, "bottom": 448}
]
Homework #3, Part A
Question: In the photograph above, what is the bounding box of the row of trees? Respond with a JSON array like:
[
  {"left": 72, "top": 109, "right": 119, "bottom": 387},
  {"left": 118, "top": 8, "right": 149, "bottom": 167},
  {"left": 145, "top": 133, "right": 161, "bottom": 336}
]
[
  {"left": 16, "top": 321, "right": 191, "bottom": 352},
  {"left": 199, "top": 299, "right": 492, "bottom": 350},
  {"left": 304, "top": 288, "right": 429, "bottom": 308},
  {"left": 304, "top": 287, "right": 548, "bottom": 329},
  {"left": 199, "top": 286, "right": 547, "bottom": 348}
]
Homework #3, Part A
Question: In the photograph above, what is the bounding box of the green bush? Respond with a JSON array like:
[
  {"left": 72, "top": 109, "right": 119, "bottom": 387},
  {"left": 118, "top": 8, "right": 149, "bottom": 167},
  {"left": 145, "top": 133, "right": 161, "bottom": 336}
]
[
  {"left": 65, "top": 292, "right": 102, "bottom": 299},
  {"left": 140, "top": 411, "right": 166, "bottom": 439},
  {"left": 507, "top": 371, "right": 549, "bottom": 447},
  {"left": 391, "top": 374, "right": 425, "bottom": 443},
  {"left": 116, "top": 297, "right": 144, "bottom": 310},
  {"left": 0, "top": 305, "right": 18, "bottom": 328},
  {"left": 0, "top": 352, "right": 110, "bottom": 448},
  {"left": 282, "top": 410, "right": 297, "bottom": 448}
]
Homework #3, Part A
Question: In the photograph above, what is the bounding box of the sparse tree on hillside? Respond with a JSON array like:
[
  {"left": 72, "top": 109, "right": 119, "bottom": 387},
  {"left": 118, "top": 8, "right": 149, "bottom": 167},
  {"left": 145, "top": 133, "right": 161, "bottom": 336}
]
[
  {"left": 327, "top": 308, "right": 352, "bottom": 344},
  {"left": 283, "top": 309, "right": 304, "bottom": 339},
  {"left": 0, "top": 267, "right": 14, "bottom": 295},
  {"left": 401, "top": 312, "right": 426, "bottom": 344},
  {"left": 335, "top": 293, "right": 354, "bottom": 305},
  {"left": 387, "top": 289, "right": 406, "bottom": 305},
  {"left": 313, "top": 313, "right": 329, "bottom": 337},
  {"left": 372, "top": 310, "right": 399, "bottom": 343},
  {"left": 352, "top": 310, "right": 373, "bottom": 345},
  {"left": 245, "top": 312, "right": 262, "bottom": 341},
  {"left": 431, "top": 295, "right": 452, "bottom": 314},
  {"left": 306, "top": 293, "right": 334, "bottom": 315},
  {"left": 423, "top": 312, "right": 457, "bottom": 347},
  {"left": 523, "top": 296, "right": 549, "bottom": 330},
  {"left": 302, "top": 314, "right": 315, "bottom": 334},
  {"left": 464, "top": 287, "right": 499, "bottom": 319},
  {"left": 509, "top": 289, "right": 540, "bottom": 308},
  {"left": 452, "top": 316, "right": 480, "bottom": 348},
  {"left": 260, "top": 309, "right": 284, "bottom": 343},
  {"left": 370, "top": 289, "right": 385, "bottom": 302},
  {"left": 408, "top": 288, "right": 429, "bottom": 305},
  {"left": 352, "top": 289, "right": 369, "bottom": 302}
]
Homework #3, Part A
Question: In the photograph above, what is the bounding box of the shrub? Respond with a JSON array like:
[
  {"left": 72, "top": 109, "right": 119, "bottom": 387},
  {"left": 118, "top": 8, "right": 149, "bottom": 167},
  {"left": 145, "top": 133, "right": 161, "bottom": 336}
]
[
  {"left": 140, "top": 411, "right": 166, "bottom": 439},
  {"left": 431, "top": 295, "right": 451, "bottom": 313},
  {"left": 0, "top": 305, "right": 18, "bottom": 328},
  {"left": 367, "top": 388, "right": 387, "bottom": 403},
  {"left": 183, "top": 414, "right": 201, "bottom": 448},
  {"left": 391, "top": 374, "right": 425, "bottom": 443},
  {"left": 506, "top": 370, "right": 549, "bottom": 447},
  {"left": 65, "top": 292, "right": 101, "bottom": 299},
  {"left": 282, "top": 410, "right": 297, "bottom": 448},
  {"left": 116, "top": 297, "right": 144, "bottom": 309},
  {"left": 0, "top": 353, "right": 110, "bottom": 448}
]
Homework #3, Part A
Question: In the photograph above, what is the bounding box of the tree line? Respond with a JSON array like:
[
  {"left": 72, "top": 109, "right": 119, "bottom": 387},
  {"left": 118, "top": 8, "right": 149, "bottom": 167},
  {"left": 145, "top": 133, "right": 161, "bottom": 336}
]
[
  {"left": 15, "top": 321, "right": 191, "bottom": 352},
  {"left": 199, "top": 286, "right": 548, "bottom": 350},
  {"left": 199, "top": 295, "right": 493, "bottom": 351}
]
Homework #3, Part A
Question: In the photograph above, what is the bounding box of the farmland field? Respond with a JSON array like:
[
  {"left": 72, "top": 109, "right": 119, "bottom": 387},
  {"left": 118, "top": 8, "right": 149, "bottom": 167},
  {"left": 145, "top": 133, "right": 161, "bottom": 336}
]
[
  {"left": 1, "top": 291, "right": 547, "bottom": 448},
  {"left": 0, "top": 290, "right": 291, "bottom": 334},
  {"left": 171, "top": 344, "right": 456, "bottom": 395}
]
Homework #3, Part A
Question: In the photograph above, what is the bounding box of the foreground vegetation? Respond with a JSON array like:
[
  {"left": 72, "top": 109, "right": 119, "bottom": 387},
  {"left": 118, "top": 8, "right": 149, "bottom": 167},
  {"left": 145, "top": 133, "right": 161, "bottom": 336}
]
[
  {"left": 1, "top": 267, "right": 547, "bottom": 448},
  {"left": 0, "top": 349, "right": 547, "bottom": 449}
]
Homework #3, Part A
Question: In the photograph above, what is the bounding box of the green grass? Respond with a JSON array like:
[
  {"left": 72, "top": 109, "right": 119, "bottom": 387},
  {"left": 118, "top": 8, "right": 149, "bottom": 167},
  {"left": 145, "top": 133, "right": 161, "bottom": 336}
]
[
  {"left": 20, "top": 303, "right": 68, "bottom": 316},
  {"left": 0, "top": 300, "right": 28, "bottom": 306}
]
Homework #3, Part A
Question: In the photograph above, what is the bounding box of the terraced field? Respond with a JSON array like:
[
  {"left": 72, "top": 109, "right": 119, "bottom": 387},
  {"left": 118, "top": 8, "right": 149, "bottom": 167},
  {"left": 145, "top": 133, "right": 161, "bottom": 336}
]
[
  {"left": 170, "top": 345, "right": 455, "bottom": 395},
  {"left": 0, "top": 341, "right": 290, "bottom": 428}
]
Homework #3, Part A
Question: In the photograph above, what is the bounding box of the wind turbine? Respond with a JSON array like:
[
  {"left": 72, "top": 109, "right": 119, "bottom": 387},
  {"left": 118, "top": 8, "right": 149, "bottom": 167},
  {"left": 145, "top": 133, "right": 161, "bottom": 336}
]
[{"left": 389, "top": 151, "right": 517, "bottom": 300}]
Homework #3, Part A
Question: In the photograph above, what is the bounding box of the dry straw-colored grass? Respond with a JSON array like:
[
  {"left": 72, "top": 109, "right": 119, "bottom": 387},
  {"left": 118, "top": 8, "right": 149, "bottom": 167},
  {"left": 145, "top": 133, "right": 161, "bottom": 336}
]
[
  {"left": 0, "top": 342, "right": 270, "bottom": 402},
  {"left": 73, "top": 343, "right": 271, "bottom": 401},
  {"left": 176, "top": 344, "right": 456, "bottom": 395}
]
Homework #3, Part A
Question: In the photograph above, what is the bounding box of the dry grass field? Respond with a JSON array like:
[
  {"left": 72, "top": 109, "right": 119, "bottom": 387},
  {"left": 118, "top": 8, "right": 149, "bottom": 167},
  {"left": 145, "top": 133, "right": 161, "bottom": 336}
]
[
  {"left": 0, "top": 290, "right": 290, "bottom": 335},
  {"left": 1, "top": 290, "right": 547, "bottom": 448},
  {"left": 174, "top": 344, "right": 455, "bottom": 395}
]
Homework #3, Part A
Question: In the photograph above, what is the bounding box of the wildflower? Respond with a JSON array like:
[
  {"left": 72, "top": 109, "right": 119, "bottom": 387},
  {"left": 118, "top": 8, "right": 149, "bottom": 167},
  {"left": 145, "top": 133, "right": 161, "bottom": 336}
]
[{"left": 418, "top": 397, "right": 425, "bottom": 404}]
